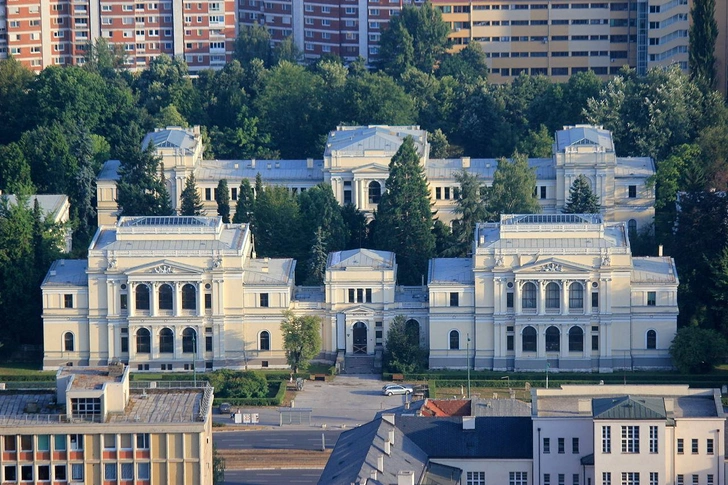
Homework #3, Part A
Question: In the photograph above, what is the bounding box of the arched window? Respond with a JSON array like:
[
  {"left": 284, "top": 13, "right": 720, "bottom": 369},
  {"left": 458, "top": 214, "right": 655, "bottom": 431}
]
[
  {"left": 646, "top": 329, "right": 657, "bottom": 350},
  {"left": 368, "top": 181, "right": 381, "bottom": 204},
  {"left": 159, "top": 328, "right": 174, "bottom": 353},
  {"left": 568, "top": 326, "right": 584, "bottom": 352},
  {"left": 546, "top": 326, "right": 560, "bottom": 352},
  {"left": 405, "top": 319, "right": 420, "bottom": 347},
  {"left": 64, "top": 332, "right": 74, "bottom": 352},
  {"left": 135, "top": 284, "right": 150, "bottom": 310},
  {"left": 182, "top": 328, "right": 196, "bottom": 353},
  {"left": 260, "top": 331, "right": 270, "bottom": 351},
  {"left": 628, "top": 219, "right": 637, "bottom": 236},
  {"left": 449, "top": 330, "right": 459, "bottom": 350},
  {"left": 569, "top": 282, "right": 584, "bottom": 309},
  {"left": 158, "top": 284, "right": 173, "bottom": 310},
  {"left": 182, "top": 284, "right": 196, "bottom": 310},
  {"left": 522, "top": 282, "right": 537, "bottom": 309},
  {"left": 522, "top": 326, "right": 537, "bottom": 352},
  {"left": 136, "top": 328, "right": 151, "bottom": 354},
  {"left": 546, "top": 282, "right": 560, "bottom": 309}
]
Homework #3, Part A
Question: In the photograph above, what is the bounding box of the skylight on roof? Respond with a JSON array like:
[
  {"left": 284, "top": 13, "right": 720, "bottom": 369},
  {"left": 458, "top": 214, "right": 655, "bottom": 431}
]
[
  {"left": 504, "top": 214, "right": 602, "bottom": 225},
  {"left": 122, "top": 216, "right": 215, "bottom": 227}
]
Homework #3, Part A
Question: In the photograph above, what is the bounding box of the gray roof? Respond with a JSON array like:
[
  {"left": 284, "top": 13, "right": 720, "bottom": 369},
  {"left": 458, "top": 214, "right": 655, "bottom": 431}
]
[
  {"left": 473, "top": 398, "right": 532, "bottom": 417},
  {"left": 318, "top": 418, "right": 429, "bottom": 485},
  {"left": 396, "top": 416, "right": 533, "bottom": 459},
  {"left": 97, "top": 159, "right": 121, "bottom": 181},
  {"left": 3, "top": 194, "right": 69, "bottom": 219},
  {"left": 244, "top": 258, "right": 295, "bottom": 285},
  {"left": 592, "top": 396, "right": 666, "bottom": 420},
  {"left": 555, "top": 125, "right": 614, "bottom": 152},
  {"left": 328, "top": 249, "right": 395, "bottom": 270},
  {"left": 195, "top": 159, "right": 324, "bottom": 183},
  {"left": 142, "top": 127, "right": 197, "bottom": 153},
  {"left": 92, "top": 230, "right": 239, "bottom": 252},
  {"left": 615, "top": 157, "right": 655, "bottom": 178},
  {"left": 119, "top": 216, "right": 218, "bottom": 228},
  {"left": 428, "top": 258, "right": 473, "bottom": 285},
  {"left": 427, "top": 157, "right": 555, "bottom": 181},
  {"left": 42, "top": 260, "right": 88, "bottom": 287},
  {"left": 631, "top": 257, "right": 678, "bottom": 284},
  {"left": 325, "top": 125, "right": 426, "bottom": 157}
]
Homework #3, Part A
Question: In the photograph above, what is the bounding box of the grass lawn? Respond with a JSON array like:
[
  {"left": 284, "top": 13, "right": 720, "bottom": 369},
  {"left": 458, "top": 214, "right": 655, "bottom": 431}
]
[{"left": 0, "top": 363, "right": 54, "bottom": 377}]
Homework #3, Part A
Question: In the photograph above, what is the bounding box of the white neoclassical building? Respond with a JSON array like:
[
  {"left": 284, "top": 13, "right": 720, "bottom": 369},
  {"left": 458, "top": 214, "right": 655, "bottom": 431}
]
[
  {"left": 43, "top": 213, "right": 676, "bottom": 373},
  {"left": 96, "top": 124, "right": 655, "bottom": 235}
]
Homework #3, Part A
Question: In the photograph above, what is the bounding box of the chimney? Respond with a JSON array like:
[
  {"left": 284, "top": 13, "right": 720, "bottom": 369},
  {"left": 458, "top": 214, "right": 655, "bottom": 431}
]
[
  {"left": 251, "top": 159, "right": 256, "bottom": 168},
  {"left": 397, "top": 471, "right": 415, "bottom": 485},
  {"left": 384, "top": 439, "right": 391, "bottom": 455},
  {"left": 377, "top": 455, "right": 384, "bottom": 473},
  {"left": 307, "top": 158, "right": 314, "bottom": 169},
  {"left": 463, "top": 416, "right": 476, "bottom": 430},
  {"left": 664, "top": 398, "right": 674, "bottom": 413},
  {"left": 370, "top": 470, "right": 378, "bottom": 481},
  {"left": 388, "top": 430, "right": 395, "bottom": 446},
  {"left": 382, "top": 413, "right": 395, "bottom": 426},
  {"left": 461, "top": 156, "right": 471, "bottom": 168},
  {"left": 658, "top": 244, "right": 663, "bottom": 257},
  {"left": 234, "top": 163, "right": 239, "bottom": 170}
]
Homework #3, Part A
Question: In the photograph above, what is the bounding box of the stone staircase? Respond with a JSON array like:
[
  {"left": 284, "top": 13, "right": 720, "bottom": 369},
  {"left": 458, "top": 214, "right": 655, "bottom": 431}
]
[{"left": 343, "top": 355, "right": 376, "bottom": 374}]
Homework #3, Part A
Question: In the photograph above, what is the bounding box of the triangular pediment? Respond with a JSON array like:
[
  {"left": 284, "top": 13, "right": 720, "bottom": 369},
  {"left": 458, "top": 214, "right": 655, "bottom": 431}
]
[
  {"left": 345, "top": 304, "right": 378, "bottom": 315},
  {"left": 514, "top": 258, "right": 593, "bottom": 274},
  {"left": 350, "top": 163, "right": 391, "bottom": 174},
  {"left": 125, "top": 259, "right": 204, "bottom": 276}
]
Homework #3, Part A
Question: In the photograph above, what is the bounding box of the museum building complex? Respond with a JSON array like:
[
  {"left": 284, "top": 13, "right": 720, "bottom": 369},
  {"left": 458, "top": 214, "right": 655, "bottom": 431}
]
[{"left": 42, "top": 125, "right": 677, "bottom": 372}]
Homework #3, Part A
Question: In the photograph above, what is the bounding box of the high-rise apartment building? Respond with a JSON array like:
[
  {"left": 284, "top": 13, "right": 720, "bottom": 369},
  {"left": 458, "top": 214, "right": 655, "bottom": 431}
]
[{"left": 0, "top": 0, "right": 236, "bottom": 71}]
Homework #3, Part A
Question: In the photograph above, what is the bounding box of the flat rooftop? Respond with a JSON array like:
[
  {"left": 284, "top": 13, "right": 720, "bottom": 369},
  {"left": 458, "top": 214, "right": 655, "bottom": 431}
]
[
  {"left": 536, "top": 394, "right": 720, "bottom": 419},
  {"left": 60, "top": 367, "right": 123, "bottom": 390},
  {"left": 0, "top": 389, "right": 207, "bottom": 427}
]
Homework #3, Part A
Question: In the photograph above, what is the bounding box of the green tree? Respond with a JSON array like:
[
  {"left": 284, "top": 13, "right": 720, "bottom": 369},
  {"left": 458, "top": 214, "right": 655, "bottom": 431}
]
[
  {"left": 20, "top": 122, "right": 76, "bottom": 194},
  {"left": 516, "top": 124, "right": 553, "bottom": 158},
  {"left": 253, "top": 185, "right": 304, "bottom": 259},
  {"left": 428, "top": 128, "right": 450, "bottom": 158},
  {"left": 212, "top": 446, "right": 225, "bottom": 485},
  {"left": 375, "top": 137, "right": 435, "bottom": 285},
  {"left": 133, "top": 54, "right": 200, "bottom": 121},
  {"left": 232, "top": 179, "right": 255, "bottom": 224},
  {"left": 233, "top": 24, "right": 274, "bottom": 67},
  {"left": 342, "top": 72, "right": 416, "bottom": 126},
  {"left": 83, "top": 38, "right": 128, "bottom": 80},
  {"left": 438, "top": 43, "right": 489, "bottom": 84},
  {"left": 307, "top": 227, "right": 328, "bottom": 285},
  {"left": 563, "top": 175, "right": 601, "bottom": 214},
  {"left": 451, "top": 171, "right": 486, "bottom": 256},
  {"left": 298, "top": 184, "right": 347, "bottom": 254},
  {"left": 215, "top": 179, "right": 230, "bottom": 223},
  {"left": 689, "top": 0, "right": 718, "bottom": 89},
  {"left": 153, "top": 104, "right": 188, "bottom": 128},
  {"left": 341, "top": 203, "right": 369, "bottom": 249},
  {"left": 0, "top": 58, "right": 34, "bottom": 144},
  {"left": 280, "top": 311, "right": 322, "bottom": 374},
  {"left": 273, "top": 36, "right": 302, "bottom": 65},
  {"left": 69, "top": 123, "right": 97, "bottom": 239},
  {"left": 116, "top": 140, "right": 173, "bottom": 217},
  {"left": 384, "top": 315, "right": 427, "bottom": 373},
  {"left": 180, "top": 174, "right": 204, "bottom": 216},
  {"left": 377, "top": 1, "right": 450, "bottom": 76},
  {"left": 0, "top": 143, "right": 34, "bottom": 194},
  {"left": 432, "top": 219, "right": 457, "bottom": 258},
  {"left": 669, "top": 326, "right": 728, "bottom": 373},
  {"left": 484, "top": 152, "right": 540, "bottom": 220}
]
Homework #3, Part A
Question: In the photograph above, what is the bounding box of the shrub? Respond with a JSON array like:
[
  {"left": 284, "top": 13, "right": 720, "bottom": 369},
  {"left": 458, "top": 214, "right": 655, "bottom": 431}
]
[{"left": 670, "top": 326, "right": 728, "bottom": 374}]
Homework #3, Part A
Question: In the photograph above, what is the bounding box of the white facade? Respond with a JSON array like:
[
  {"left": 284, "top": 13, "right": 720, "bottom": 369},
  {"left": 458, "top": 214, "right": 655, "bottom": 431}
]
[{"left": 96, "top": 124, "right": 655, "bottom": 236}]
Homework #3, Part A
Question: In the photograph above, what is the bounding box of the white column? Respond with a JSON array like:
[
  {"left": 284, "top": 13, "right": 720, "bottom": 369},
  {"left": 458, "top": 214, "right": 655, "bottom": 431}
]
[
  {"left": 128, "top": 325, "right": 136, "bottom": 361},
  {"left": 514, "top": 325, "right": 522, "bottom": 359},
  {"left": 152, "top": 328, "right": 159, "bottom": 360},
  {"left": 150, "top": 283, "right": 158, "bottom": 317},
  {"left": 196, "top": 283, "right": 203, "bottom": 317},
  {"left": 515, "top": 281, "right": 522, "bottom": 314},
  {"left": 107, "top": 281, "right": 116, "bottom": 316},
  {"left": 129, "top": 283, "right": 136, "bottom": 317},
  {"left": 539, "top": 281, "right": 546, "bottom": 314},
  {"left": 107, "top": 323, "right": 115, "bottom": 363},
  {"left": 561, "top": 280, "right": 569, "bottom": 315},
  {"left": 560, "top": 324, "right": 569, "bottom": 358},
  {"left": 174, "top": 282, "right": 181, "bottom": 317}
]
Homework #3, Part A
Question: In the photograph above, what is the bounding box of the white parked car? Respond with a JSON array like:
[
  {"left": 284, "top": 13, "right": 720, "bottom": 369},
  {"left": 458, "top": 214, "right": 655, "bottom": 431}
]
[{"left": 382, "top": 384, "right": 414, "bottom": 396}]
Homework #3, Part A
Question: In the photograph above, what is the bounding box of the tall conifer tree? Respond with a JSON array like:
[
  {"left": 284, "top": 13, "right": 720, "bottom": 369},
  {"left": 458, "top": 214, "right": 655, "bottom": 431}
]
[
  {"left": 180, "top": 174, "right": 204, "bottom": 216},
  {"left": 215, "top": 179, "right": 230, "bottom": 223},
  {"left": 563, "top": 175, "right": 601, "bottom": 214},
  {"left": 375, "top": 137, "right": 434, "bottom": 285},
  {"left": 689, "top": 0, "right": 718, "bottom": 89},
  {"left": 116, "top": 141, "right": 173, "bottom": 217},
  {"left": 232, "top": 179, "right": 255, "bottom": 224}
]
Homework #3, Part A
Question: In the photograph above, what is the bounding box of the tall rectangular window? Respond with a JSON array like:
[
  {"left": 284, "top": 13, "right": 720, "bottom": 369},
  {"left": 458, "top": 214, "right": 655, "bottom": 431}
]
[
  {"left": 121, "top": 328, "right": 129, "bottom": 352},
  {"left": 136, "top": 434, "right": 150, "bottom": 449},
  {"left": 602, "top": 426, "right": 611, "bottom": 453},
  {"left": 37, "top": 435, "right": 50, "bottom": 451},
  {"left": 449, "top": 292, "right": 459, "bottom": 307},
  {"left": 121, "top": 292, "right": 129, "bottom": 310},
  {"left": 677, "top": 438, "right": 684, "bottom": 454},
  {"left": 558, "top": 437, "right": 565, "bottom": 454},
  {"left": 507, "top": 292, "right": 514, "bottom": 308},
  {"left": 204, "top": 293, "right": 212, "bottom": 309},
  {"left": 647, "top": 291, "right": 656, "bottom": 306},
  {"left": 572, "top": 437, "right": 579, "bottom": 454},
  {"left": 70, "top": 435, "right": 83, "bottom": 451},
  {"left": 540, "top": 186, "right": 547, "bottom": 199},
  {"left": 4, "top": 435, "right": 16, "bottom": 451},
  {"left": 676, "top": 475, "right": 684, "bottom": 485},
  {"left": 466, "top": 471, "right": 485, "bottom": 485},
  {"left": 4, "top": 466, "right": 16, "bottom": 482},
  {"left": 621, "top": 472, "right": 639, "bottom": 485},
  {"left": 628, "top": 185, "right": 637, "bottom": 198},
  {"left": 573, "top": 474, "right": 579, "bottom": 485},
  {"left": 649, "top": 472, "right": 658, "bottom": 485},
  {"left": 543, "top": 437, "right": 550, "bottom": 453},
  {"left": 259, "top": 293, "right": 268, "bottom": 307},
  {"left": 692, "top": 438, "right": 698, "bottom": 454},
  {"left": 558, "top": 474, "right": 565, "bottom": 485},
  {"left": 71, "top": 464, "right": 83, "bottom": 481},
  {"left": 54, "top": 435, "right": 66, "bottom": 451},
  {"left": 357, "top": 288, "right": 364, "bottom": 303},
  {"left": 592, "top": 291, "right": 599, "bottom": 308},
  {"left": 602, "top": 473, "right": 611, "bottom": 485},
  {"left": 205, "top": 188, "right": 212, "bottom": 200},
  {"left": 621, "top": 426, "right": 639, "bottom": 453},
  {"left": 692, "top": 475, "right": 699, "bottom": 485},
  {"left": 365, "top": 288, "right": 372, "bottom": 303},
  {"left": 544, "top": 474, "right": 551, "bottom": 485},
  {"left": 649, "top": 426, "right": 658, "bottom": 453},
  {"left": 348, "top": 289, "right": 355, "bottom": 303},
  {"left": 64, "top": 294, "right": 74, "bottom": 308},
  {"left": 708, "top": 475, "right": 714, "bottom": 485},
  {"left": 206, "top": 335, "right": 212, "bottom": 352},
  {"left": 20, "top": 435, "right": 32, "bottom": 451},
  {"left": 707, "top": 438, "right": 714, "bottom": 454},
  {"left": 510, "top": 472, "right": 528, "bottom": 485}
]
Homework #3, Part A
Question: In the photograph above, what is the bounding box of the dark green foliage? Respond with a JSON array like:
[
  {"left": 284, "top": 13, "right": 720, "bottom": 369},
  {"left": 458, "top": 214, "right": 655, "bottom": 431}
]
[
  {"left": 298, "top": 184, "right": 347, "bottom": 254},
  {"left": 281, "top": 311, "right": 322, "bottom": 374},
  {"left": 253, "top": 185, "right": 304, "bottom": 259},
  {"left": 232, "top": 179, "right": 255, "bottom": 224},
  {"left": 0, "top": 143, "right": 33, "bottom": 194},
  {"left": 206, "top": 369, "right": 269, "bottom": 398},
  {"left": 70, "top": 125, "right": 98, "bottom": 240},
  {"left": 341, "top": 203, "right": 369, "bottom": 249},
  {"left": 689, "top": 0, "right": 718, "bottom": 89},
  {"left": 21, "top": 123, "right": 76, "bottom": 194},
  {"left": 233, "top": 24, "right": 275, "bottom": 67},
  {"left": 343, "top": 72, "right": 416, "bottom": 126},
  {"left": 0, "top": 58, "right": 34, "bottom": 145},
  {"left": 212, "top": 446, "right": 225, "bottom": 485},
  {"left": 451, "top": 171, "right": 486, "bottom": 256},
  {"left": 485, "top": 152, "right": 540, "bottom": 220},
  {"left": 215, "top": 179, "right": 231, "bottom": 223},
  {"left": 133, "top": 54, "right": 200, "bottom": 121},
  {"left": 670, "top": 326, "right": 728, "bottom": 373},
  {"left": 116, "top": 139, "right": 173, "bottom": 217},
  {"left": 432, "top": 220, "right": 458, "bottom": 257},
  {"left": 563, "top": 175, "right": 601, "bottom": 214},
  {"left": 377, "top": 1, "right": 450, "bottom": 76},
  {"left": 375, "top": 137, "right": 435, "bottom": 285},
  {"left": 180, "top": 174, "right": 204, "bottom": 216},
  {"left": 384, "top": 315, "right": 428, "bottom": 373},
  {"left": 438, "top": 43, "right": 489, "bottom": 84},
  {"left": 307, "top": 227, "right": 328, "bottom": 285}
]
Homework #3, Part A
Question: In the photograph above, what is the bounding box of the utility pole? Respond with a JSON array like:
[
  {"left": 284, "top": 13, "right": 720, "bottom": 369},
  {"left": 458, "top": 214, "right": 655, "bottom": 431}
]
[
  {"left": 466, "top": 333, "right": 471, "bottom": 398},
  {"left": 193, "top": 332, "right": 197, "bottom": 387}
]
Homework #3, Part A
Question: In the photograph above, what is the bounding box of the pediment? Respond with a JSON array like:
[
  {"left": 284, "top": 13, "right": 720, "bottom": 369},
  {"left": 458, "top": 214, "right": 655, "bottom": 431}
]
[
  {"left": 514, "top": 258, "right": 593, "bottom": 274},
  {"left": 124, "top": 259, "right": 205, "bottom": 276},
  {"left": 350, "top": 163, "right": 391, "bottom": 174},
  {"left": 345, "top": 304, "right": 378, "bottom": 315}
]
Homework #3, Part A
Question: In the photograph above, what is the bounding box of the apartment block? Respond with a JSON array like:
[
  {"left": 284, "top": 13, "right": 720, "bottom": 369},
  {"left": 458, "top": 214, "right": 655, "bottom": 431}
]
[
  {"left": 0, "top": 364, "right": 214, "bottom": 484},
  {"left": 0, "top": 0, "right": 236, "bottom": 71}
]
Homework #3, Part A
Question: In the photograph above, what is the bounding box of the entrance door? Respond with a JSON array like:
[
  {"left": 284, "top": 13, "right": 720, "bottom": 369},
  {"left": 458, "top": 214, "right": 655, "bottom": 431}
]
[{"left": 352, "top": 322, "right": 367, "bottom": 354}]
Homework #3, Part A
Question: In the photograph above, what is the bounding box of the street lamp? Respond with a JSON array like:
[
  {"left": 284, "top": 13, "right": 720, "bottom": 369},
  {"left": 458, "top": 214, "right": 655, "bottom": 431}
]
[
  {"left": 501, "top": 375, "right": 510, "bottom": 388},
  {"left": 192, "top": 332, "right": 197, "bottom": 387},
  {"left": 466, "top": 333, "right": 471, "bottom": 399}
]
